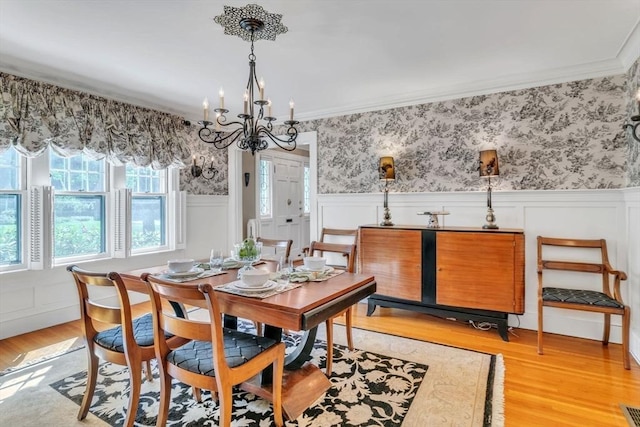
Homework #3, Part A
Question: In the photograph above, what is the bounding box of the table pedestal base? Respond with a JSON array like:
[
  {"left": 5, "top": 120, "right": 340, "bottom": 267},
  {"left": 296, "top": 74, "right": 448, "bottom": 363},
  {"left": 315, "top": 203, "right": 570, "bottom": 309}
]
[{"left": 241, "top": 362, "right": 331, "bottom": 420}]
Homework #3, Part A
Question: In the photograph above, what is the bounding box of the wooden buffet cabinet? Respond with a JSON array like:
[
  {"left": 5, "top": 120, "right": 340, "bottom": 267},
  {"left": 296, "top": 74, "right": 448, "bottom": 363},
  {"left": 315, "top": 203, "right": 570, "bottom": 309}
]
[{"left": 358, "top": 225, "right": 525, "bottom": 341}]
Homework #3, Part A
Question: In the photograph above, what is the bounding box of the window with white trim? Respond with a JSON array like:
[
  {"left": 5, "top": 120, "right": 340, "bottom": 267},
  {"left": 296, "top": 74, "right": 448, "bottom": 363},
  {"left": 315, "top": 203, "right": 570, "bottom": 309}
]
[
  {"left": 259, "top": 158, "right": 272, "bottom": 217},
  {"left": 126, "top": 165, "right": 167, "bottom": 252},
  {"left": 303, "top": 163, "right": 310, "bottom": 214},
  {"left": 0, "top": 147, "right": 25, "bottom": 269},
  {"left": 50, "top": 151, "right": 107, "bottom": 261}
]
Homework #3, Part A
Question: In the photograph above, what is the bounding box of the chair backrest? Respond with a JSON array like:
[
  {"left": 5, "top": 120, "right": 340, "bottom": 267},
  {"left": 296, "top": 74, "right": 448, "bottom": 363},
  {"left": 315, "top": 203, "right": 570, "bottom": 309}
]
[
  {"left": 142, "top": 273, "right": 231, "bottom": 381},
  {"left": 537, "top": 236, "right": 619, "bottom": 296},
  {"left": 320, "top": 228, "right": 358, "bottom": 243},
  {"left": 257, "top": 237, "right": 293, "bottom": 263},
  {"left": 308, "top": 241, "right": 356, "bottom": 273},
  {"left": 67, "top": 265, "right": 136, "bottom": 346}
]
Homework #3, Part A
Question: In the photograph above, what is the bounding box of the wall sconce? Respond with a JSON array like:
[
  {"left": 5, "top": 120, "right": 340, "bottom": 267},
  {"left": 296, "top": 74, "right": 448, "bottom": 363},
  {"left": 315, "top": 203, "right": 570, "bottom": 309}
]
[
  {"left": 379, "top": 156, "right": 396, "bottom": 226},
  {"left": 244, "top": 172, "right": 250, "bottom": 187},
  {"left": 623, "top": 89, "right": 640, "bottom": 143},
  {"left": 191, "top": 155, "right": 218, "bottom": 180},
  {"left": 479, "top": 149, "right": 499, "bottom": 229}
]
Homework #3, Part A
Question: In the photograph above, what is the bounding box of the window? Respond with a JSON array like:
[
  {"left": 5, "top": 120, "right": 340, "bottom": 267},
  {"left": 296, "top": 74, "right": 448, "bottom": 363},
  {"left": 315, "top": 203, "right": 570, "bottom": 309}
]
[
  {"left": 303, "top": 164, "right": 310, "bottom": 214},
  {"left": 50, "top": 151, "right": 107, "bottom": 260},
  {"left": 0, "top": 148, "right": 23, "bottom": 267},
  {"left": 126, "top": 165, "right": 167, "bottom": 251},
  {"left": 259, "top": 158, "right": 272, "bottom": 217}
]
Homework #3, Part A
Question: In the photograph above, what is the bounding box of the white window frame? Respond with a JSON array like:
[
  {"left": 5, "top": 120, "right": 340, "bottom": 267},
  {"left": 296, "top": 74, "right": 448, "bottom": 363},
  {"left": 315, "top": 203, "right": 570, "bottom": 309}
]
[
  {"left": 0, "top": 147, "right": 28, "bottom": 273},
  {"left": 258, "top": 156, "right": 273, "bottom": 219}
]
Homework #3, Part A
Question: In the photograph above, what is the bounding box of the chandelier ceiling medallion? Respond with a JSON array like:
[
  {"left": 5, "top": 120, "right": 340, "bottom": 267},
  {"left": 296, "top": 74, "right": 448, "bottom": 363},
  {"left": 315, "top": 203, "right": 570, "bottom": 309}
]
[{"left": 198, "top": 4, "right": 298, "bottom": 155}]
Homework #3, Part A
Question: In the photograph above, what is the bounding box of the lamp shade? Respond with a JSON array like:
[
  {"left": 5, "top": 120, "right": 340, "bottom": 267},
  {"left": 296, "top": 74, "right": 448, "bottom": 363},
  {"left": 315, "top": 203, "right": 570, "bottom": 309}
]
[
  {"left": 379, "top": 156, "right": 396, "bottom": 180},
  {"left": 479, "top": 150, "right": 499, "bottom": 177}
]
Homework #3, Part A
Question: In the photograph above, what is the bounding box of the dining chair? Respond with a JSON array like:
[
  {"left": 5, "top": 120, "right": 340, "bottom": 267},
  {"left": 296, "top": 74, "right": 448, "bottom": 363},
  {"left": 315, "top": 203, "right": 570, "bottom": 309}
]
[
  {"left": 67, "top": 265, "right": 187, "bottom": 427},
  {"left": 303, "top": 228, "right": 358, "bottom": 268},
  {"left": 257, "top": 237, "right": 293, "bottom": 263},
  {"left": 142, "top": 273, "right": 285, "bottom": 427},
  {"left": 537, "top": 236, "right": 631, "bottom": 369},
  {"left": 307, "top": 240, "right": 357, "bottom": 375}
]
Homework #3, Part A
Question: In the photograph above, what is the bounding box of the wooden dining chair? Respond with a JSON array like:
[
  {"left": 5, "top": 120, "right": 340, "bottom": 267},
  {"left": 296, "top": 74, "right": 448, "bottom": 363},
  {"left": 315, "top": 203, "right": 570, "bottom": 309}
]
[
  {"left": 303, "top": 228, "right": 358, "bottom": 268},
  {"left": 257, "top": 237, "right": 293, "bottom": 263},
  {"left": 307, "top": 240, "right": 357, "bottom": 375},
  {"left": 142, "top": 273, "right": 285, "bottom": 427},
  {"left": 67, "top": 265, "right": 187, "bottom": 427},
  {"left": 537, "top": 236, "right": 631, "bottom": 369}
]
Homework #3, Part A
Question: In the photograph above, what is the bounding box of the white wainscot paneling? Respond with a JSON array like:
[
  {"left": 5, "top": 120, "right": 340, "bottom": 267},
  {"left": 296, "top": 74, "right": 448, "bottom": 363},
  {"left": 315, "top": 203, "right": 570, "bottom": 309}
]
[{"left": 185, "top": 195, "right": 230, "bottom": 259}]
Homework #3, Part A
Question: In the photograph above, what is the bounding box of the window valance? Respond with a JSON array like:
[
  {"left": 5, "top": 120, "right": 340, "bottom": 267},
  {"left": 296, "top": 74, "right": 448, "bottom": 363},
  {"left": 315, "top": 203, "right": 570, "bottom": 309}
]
[{"left": 0, "top": 72, "right": 190, "bottom": 168}]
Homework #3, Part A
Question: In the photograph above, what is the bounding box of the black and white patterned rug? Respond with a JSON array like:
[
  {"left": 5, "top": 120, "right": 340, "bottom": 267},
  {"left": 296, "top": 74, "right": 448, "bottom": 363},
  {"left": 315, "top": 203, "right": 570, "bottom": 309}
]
[{"left": 50, "top": 329, "right": 428, "bottom": 426}]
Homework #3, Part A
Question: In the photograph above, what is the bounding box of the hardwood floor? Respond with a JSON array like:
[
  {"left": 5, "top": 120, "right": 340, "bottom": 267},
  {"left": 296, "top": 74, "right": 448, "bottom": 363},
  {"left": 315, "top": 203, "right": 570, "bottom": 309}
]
[{"left": 1, "top": 302, "right": 638, "bottom": 426}]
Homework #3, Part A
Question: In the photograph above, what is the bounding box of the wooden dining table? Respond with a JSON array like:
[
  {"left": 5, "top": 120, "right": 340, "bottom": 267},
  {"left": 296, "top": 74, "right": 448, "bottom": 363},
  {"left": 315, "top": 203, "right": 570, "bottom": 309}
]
[{"left": 122, "top": 261, "right": 376, "bottom": 420}]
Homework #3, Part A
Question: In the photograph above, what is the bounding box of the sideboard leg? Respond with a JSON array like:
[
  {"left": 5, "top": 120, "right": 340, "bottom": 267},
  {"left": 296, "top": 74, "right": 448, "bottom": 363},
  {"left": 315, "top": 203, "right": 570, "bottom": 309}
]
[
  {"left": 366, "top": 300, "right": 377, "bottom": 316},
  {"left": 497, "top": 321, "right": 509, "bottom": 342}
]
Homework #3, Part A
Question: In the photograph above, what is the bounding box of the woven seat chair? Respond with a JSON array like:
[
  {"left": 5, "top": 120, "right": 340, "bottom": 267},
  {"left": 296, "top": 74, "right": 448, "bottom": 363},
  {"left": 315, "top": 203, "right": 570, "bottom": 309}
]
[
  {"left": 142, "top": 273, "right": 285, "bottom": 427},
  {"left": 68, "top": 265, "right": 188, "bottom": 426},
  {"left": 537, "top": 236, "right": 631, "bottom": 369}
]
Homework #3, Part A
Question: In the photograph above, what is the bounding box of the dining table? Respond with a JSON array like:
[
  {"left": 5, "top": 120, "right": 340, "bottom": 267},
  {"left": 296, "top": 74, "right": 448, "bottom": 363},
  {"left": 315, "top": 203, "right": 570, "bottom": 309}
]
[{"left": 122, "top": 260, "right": 376, "bottom": 420}]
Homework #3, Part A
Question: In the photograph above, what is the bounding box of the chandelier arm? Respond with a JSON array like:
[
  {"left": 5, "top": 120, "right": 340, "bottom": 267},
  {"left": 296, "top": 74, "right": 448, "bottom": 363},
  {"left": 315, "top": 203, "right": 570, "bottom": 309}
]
[
  {"left": 198, "top": 126, "right": 245, "bottom": 149},
  {"left": 256, "top": 126, "right": 298, "bottom": 151}
]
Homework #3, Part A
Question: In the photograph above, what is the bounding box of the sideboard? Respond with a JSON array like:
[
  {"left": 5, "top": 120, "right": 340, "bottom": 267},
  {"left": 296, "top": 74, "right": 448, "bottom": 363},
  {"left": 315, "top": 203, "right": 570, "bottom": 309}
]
[{"left": 357, "top": 225, "right": 525, "bottom": 341}]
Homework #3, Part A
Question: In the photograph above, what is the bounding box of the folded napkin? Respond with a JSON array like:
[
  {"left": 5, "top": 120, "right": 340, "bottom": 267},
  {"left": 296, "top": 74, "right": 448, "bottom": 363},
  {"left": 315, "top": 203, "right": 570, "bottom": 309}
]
[
  {"left": 197, "top": 259, "right": 243, "bottom": 270},
  {"left": 287, "top": 268, "right": 345, "bottom": 282}
]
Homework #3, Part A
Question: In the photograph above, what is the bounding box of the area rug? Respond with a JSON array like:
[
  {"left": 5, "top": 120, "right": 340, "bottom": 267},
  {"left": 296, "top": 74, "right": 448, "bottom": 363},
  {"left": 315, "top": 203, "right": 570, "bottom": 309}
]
[{"left": 0, "top": 325, "right": 504, "bottom": 426}]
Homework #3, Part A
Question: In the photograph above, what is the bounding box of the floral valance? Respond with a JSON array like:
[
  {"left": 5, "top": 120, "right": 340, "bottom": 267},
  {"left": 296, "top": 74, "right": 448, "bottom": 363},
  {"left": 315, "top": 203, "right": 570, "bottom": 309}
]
[{"left": 0, "top": 72, "right": 191, "bottom": 168}]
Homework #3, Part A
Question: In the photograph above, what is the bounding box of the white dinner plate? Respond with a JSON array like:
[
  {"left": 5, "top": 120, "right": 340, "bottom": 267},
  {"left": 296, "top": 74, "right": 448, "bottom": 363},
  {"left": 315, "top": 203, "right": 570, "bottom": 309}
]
[
  {"left": 296, "top": 266, "right": 335, "bottom": 274},
  {"left": 161, "top": 267, "right": 204, "bottom": 278},
  {"left": 229, "top": 280, "right": 278, "bottom": 293}
]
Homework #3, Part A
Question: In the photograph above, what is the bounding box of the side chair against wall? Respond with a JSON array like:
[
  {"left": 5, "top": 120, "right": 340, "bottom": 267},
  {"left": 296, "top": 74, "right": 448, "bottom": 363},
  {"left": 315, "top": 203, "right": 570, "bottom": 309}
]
[
  {"left": 307, "top": 240, "right": 357, "bottom": 375},
  {"left": 142, "top": 273, "right": 285, "bottom": 427},
  {"left": 537, "top": 236, "right": 631, "bottom": 369},
  {"left": 302, "top": 228, "right": 359, "bottom": 264},
  {"left": 257, "top": 237, "right": 293, "bottom": 263},
  {"left": 67, "top": 265, "right": 187, "bottom": 427}
]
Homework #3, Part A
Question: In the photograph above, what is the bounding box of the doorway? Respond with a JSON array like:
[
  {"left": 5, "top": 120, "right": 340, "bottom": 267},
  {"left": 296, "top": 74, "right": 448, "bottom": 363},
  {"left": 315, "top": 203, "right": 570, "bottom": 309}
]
[{"left": 228, "top": 131, "right": 318, "bottom": 255}]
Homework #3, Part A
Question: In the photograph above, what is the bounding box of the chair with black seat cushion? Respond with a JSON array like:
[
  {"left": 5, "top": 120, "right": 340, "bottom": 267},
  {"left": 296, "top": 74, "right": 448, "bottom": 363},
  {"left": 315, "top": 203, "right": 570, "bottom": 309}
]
[
  {"left": 257, "top": 237, "right": 293, "bottom": 263},
  {"left": 307, "top": 240, "right": 357, "bottom": 375},
  {"left": 68, "top": 265, "right": 187, "bottom": 427},
  {"left": 537, "top": 236, "right": 631, "bottom": 369},
  {"left": 142, "top": 273, "right": 285, "bottom": 427}
]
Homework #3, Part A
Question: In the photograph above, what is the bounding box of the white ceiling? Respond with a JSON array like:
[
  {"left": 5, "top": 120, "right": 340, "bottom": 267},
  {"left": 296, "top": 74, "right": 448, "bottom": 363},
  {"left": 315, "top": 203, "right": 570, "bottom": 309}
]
[{"left": 1, "top": 1, "right": 639, "bottom": 123}]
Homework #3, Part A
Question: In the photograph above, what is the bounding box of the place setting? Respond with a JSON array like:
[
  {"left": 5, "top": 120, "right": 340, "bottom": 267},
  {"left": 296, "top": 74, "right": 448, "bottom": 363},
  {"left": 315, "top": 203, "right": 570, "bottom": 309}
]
[
  {"left": 289, "top": 256, "right": 345, "bottom": 282},
  {"left": 156, "top": 257, "right": 227, "bottom": 283}
]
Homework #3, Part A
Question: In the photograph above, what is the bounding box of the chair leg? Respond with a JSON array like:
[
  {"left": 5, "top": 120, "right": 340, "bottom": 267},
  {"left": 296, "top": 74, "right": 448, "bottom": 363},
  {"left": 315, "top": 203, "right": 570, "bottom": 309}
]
[
  {"left": 144, "top": 360, "right": 153, "bottom": 381},
  {"left": 537, "top": 300, "right": 544, "bottom": 355},
  {"left": 623, "top": 307, "right": 630, "bottom": 370},
  {"left": 78, "top": 349, "right": 99, "bottom": 420},
  {"left": 156, "top": 370, "right": 172, "bottom": 427},
  {"left": 124, "top": 359, "right": 143, "bottom": 427},
  {"left": 325, "top": 318, "right": 334, "bottom": 376},
  {"left": 272, "top": 350, "right": 284, "bottom": 427},
  {"left": 218, "top": 386, "right": 233, "bottom": 427},
  {"left": 345, "top": 307, "right": 354, "bottom": 351},
  {"left": 602, "top": 313, "right": 611, "bottom": 345},
  {"left": 254, "top": 321, "right": 263, "bottom": 336},
  {"left": 192, "top": 387, "right": 202, "bottom": 402}
]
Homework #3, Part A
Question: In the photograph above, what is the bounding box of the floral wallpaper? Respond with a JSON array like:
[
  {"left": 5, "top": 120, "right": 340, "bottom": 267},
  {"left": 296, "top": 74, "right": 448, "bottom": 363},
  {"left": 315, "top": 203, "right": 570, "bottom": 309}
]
[
  {"left": 179, "top": 124, "right": 228, "bottom": 195},
  {"left": 298, "top": 73, "right": 632, "bottom": 194},
  {"left": 626, "top": 57, "right": 640, "bottom": 187}
]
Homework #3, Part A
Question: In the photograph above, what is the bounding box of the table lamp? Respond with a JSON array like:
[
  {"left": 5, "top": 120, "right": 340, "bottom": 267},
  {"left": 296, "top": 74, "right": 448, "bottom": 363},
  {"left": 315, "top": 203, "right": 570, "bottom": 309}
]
[
  {"left": 479, "top": 149, "right": 499, "bottom": 229},
  {"left": 379, "top": 156, "right": 395, "bottom": 226}
]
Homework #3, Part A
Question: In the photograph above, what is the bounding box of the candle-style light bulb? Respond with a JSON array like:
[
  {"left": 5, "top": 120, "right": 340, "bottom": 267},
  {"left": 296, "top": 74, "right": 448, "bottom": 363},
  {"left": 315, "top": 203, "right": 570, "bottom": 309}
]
[
  {"left": 219, "top": 87, "right": 225, "bottom": 109},
  {"left": 243, "top": 90, "right": 249, "bottom": 115},
  {"left": 192, "top": 155, "right": 196, "bottom": 165},
  {"left": 259, "top": 77, "right": 265, "bottom": 100},
  {"left": 267, "top": 98, "right": 272, "bottom": 117},
  {"left": 289, "top": 98, "right": 295, "bottom": 121},
  {"left": 203, "top": 98, "right": 209, "bottom": 121},
  {"left": 215, "top": 112, "right": 221, "bottom": 131}
]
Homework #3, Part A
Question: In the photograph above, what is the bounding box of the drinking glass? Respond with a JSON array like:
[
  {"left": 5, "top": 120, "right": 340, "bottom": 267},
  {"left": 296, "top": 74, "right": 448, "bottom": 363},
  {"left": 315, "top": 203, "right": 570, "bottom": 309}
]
[
  {"left": 209, "top": 249, "right": 224, "bottom": 273},
  {"left": 276, "top": 257, "right": 293, "bottom": 285}
]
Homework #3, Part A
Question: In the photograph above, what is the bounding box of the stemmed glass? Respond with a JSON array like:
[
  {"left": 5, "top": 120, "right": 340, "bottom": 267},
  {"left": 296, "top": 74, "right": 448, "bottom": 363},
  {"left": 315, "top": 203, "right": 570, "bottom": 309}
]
[{"left": 233, "top": 241, "right": 262, "bottom": 278}]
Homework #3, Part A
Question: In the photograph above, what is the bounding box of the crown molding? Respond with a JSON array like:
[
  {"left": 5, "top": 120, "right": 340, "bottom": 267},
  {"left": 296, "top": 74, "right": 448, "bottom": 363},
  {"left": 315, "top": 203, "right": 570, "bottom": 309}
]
[{"left": 618, "top": 18, "right": 640, "bottom": 71}]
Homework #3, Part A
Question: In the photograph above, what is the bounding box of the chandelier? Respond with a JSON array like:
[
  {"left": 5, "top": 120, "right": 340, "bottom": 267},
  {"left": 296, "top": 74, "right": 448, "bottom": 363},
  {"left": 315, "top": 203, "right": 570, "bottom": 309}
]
[{"left": 197, "top": 4, "right": 299, "bottom": 155}]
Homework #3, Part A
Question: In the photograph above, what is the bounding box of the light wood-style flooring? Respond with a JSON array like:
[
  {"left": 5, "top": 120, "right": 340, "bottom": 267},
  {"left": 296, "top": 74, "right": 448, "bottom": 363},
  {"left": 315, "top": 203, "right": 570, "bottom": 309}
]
[{"left": 1, "top": 302, "right": 638, "bottom": 426}]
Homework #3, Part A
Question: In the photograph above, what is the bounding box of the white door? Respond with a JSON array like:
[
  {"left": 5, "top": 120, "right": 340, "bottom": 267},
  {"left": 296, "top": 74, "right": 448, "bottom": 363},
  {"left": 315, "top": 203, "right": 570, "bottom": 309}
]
[{"left": 273, "top": 157, "right": 302, "bottom": 256}]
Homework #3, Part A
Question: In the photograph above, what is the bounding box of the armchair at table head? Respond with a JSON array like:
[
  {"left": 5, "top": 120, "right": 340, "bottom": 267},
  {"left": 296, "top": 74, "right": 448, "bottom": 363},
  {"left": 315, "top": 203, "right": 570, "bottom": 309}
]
[
  {"left": 141, "top": 273, "right": 285, "bottom": 427},
  {"left": 536, "top": 236, "right": 631, "bottom": 369},
  {"left": 306, "top": 240, "right": 357, "bottom": 375}
]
